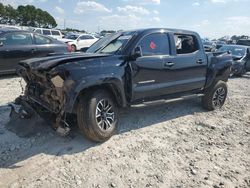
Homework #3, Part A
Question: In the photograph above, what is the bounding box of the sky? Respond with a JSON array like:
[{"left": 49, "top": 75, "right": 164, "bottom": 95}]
[{"left": 1, "top": 0, "right": 250, "bottom": 38}]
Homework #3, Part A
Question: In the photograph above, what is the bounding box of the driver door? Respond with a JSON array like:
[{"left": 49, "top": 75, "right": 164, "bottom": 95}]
[
  {"left": 130, "top": 32, "right": 170, "bottom": 100},
  {"left": 0, "top": 32, "right": 35, "bottom": 74}
]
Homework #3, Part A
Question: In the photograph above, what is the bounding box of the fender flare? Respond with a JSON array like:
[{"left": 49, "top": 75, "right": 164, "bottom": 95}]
[{"left": 64, "top": 74, "right": 127, "bottom": 113}]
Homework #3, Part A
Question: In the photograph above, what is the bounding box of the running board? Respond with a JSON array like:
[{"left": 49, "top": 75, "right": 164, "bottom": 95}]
[{"left": 131, "top": 94, "right": 204, "bottom": 107}]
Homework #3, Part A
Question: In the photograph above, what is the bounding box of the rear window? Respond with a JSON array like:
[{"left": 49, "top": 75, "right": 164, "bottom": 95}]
[
  {"left": 174, "top": 34, "right": 199, "bottom": 54},
  {"left": 0, "top": 33, "right": 32, "bottom": 46},
  {"left": 51, "top": 30, "right": 60, "bottom": 36},
  {"left": 43, "top": 29, "right": 51, "bottom": 35}
]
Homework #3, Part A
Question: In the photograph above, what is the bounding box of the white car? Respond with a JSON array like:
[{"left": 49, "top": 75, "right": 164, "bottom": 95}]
[
  {"left": 59, "top": 34, "right": 99, "bottom": 52},
  {"left": 33, "top": 28, "right": 64, "bottom": 40}
]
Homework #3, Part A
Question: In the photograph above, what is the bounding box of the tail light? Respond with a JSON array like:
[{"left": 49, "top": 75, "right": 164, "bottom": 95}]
[{"left": 67, "top": 43, "right": 72, "bottom": 52}]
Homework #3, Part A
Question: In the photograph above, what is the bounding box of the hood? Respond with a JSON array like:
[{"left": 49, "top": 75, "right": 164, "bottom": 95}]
[{"left": 19, "top": 53, "right": 111, "bottom": 71}]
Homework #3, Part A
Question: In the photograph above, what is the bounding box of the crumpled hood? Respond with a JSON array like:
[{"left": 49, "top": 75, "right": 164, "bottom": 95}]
[{"left": 19, "top": 53, "right": 111, "bottom": 71}]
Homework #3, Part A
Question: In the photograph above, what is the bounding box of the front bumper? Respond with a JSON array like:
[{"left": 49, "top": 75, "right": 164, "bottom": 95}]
[{"left": 9, "top": 96, "right": 71, "bottom": 136}]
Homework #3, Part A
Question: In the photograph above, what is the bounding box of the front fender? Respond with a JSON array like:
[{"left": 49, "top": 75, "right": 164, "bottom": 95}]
[{"left": 64, "top": 73, "right": 127, "bottom": 113}]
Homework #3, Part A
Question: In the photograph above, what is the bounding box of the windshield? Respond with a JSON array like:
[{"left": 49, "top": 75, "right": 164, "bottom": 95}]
[
  {"left": 65, "top": 34, "right": 79, "bottom": 40},
  {"left": 218, "top": 46, "right": 246, "bottom": 57},
  {"left": 86, "top": 31, "right": 135, "bottom": 54}
]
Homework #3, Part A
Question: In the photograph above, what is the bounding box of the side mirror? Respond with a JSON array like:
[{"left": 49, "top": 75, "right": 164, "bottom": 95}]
[
  {"left": 77, "top": 38, "right": 81, "bottom": 42},
  {"left": 0, "top": 42, "right": 3, "bottom": 47},
  {"left": 132, "top": 46, "right": 142, "bottom": 59}
]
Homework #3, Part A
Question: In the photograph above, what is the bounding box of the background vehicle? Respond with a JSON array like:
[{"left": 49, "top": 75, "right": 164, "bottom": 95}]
[
  {"left": 237, "top": 39, "right": 250, "bottom": 47},
  {"left": 215, "top": 41, "right": 227, "bottom": 49},
  {"left": 33, "top": 28, "right": 64, "bottom": 39},
  {"left": 0, "top": 28, "right": 71, "bottom": 75},
  {"left": 218, "top": 45, "right": 250, "bottom": 76},
  {"left": 16, "top": 28, "right": 232, "bottom": 142},
  {"left": 58, "top": 33, "right": 98, "bottom": 52},
  {"left": 202, "top": 41, "right": 216, "bottom": 52}
]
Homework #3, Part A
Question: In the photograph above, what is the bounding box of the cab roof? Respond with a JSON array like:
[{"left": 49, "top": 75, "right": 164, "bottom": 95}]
[{"left": 124, "top": 28, "right": 199, "bottom": 36}]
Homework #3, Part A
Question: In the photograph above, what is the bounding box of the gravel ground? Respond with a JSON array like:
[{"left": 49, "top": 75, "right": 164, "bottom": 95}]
[{"left": 0, "top": 74, "right": 249, "bottom": 188}]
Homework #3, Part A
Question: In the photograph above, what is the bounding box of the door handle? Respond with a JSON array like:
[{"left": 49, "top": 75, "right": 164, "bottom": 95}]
[
  {"left": 164, "top": 62, "right": 175, "bottom": 67},
  {"left": 31, "top": 49, "right": 36, "bottom": 53},
  {"left": 196, "top": 59, "right": 203, "bottom": 64}
]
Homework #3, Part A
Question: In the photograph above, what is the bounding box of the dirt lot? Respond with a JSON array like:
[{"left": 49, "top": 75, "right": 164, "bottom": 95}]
[{"left": 0, "top": 74, "right": 249, "bottom": 188}]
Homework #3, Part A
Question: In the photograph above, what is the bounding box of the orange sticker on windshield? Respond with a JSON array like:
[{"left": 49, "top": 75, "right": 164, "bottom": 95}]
[{"left": 150, "top": 42, "right": 156, "bottom": 49}]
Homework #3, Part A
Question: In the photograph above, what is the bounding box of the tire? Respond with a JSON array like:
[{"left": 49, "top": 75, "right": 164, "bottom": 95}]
[
  {"left": 71, "top": 45, "right": 77, "bottom": 52},
  {"left": 239, "top": 65, "right": 246, "bottom": 77},
  {"left": 77, "top": 89, "right": 118, "bottom": 142},
  {"left": 235, "top": 64, "right": 246, "bottom": 77},
  {"left": 202, "top": 81, "right": 228, "bottom": 111}
]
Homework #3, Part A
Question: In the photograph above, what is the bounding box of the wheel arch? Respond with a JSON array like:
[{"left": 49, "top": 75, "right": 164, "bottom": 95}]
[{"left": 71, "top": 82, "right": 127, "bottom": 114}]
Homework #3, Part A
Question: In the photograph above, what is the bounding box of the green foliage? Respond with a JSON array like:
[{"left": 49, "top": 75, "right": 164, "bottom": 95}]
[
  {"left": 63, "top": 28, "right": 86, "bottom": 33},
  {"left": 0, "top": 3, "right": 57, "bottom": 28}
]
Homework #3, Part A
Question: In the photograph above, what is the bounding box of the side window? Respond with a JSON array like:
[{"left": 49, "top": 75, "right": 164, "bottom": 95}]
[
  {"left": 174, "top": 34, "right": 199, "bottom": 54},
  {"left": 43, "top": 29, "right": 51, "bottom": 35},
  {"left": 1, "top": 33, "right": 32, "bottom": 46},
  {"left": 138, "top": 33, "right": 170, "bottom": 56},
  {"left": 35, "top": 29, "right": 42, "bottom": 34},
  {"left": 85, "top": 35, "right": 94, "bottom": 39},
  {"left": 34, "top": 34, "right": 51, "bottom": 45},
  {"left": 79, "top": 35, "right": 88, "bottom": 40},
  {"left": 79, "top": 35, "right": 94, "bottom": 40},
  {"left": 51, "top": 30, "right": 60, "bottom": 36}
]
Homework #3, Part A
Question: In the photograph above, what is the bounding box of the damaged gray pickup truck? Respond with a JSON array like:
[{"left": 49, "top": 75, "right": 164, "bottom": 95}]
[{"left": 14, "top": 28, "right": 232, "bottom": 142}]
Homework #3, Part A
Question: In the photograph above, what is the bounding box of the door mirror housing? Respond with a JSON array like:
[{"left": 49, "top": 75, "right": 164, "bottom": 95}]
[
  {"left": 0, "top": 42, "right": 3, "bottom": 47},
  {"left": 132, "top": 46, "right": 142, "bottom": 59}
]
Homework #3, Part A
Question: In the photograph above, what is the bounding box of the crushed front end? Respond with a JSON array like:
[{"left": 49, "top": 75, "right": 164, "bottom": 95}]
[{"left": 13, "top": 62, "right": 75, "bottom": 136}]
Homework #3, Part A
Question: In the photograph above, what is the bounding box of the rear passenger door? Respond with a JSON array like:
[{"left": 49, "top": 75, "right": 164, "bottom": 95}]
[
  {"left": 161, "top": 33, "right": 207, "bottom": 93},
  {"left": 34, "top": 34, "right": 55, "bottom": 57},
  {"left": 131, "top": 32, "right": 170, "bottom": 100}
]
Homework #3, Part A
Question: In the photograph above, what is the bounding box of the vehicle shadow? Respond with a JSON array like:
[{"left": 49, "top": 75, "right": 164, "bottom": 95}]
[
  {"left": 0, "top": 98, "right": 205, "bottom": 168},
  {"left": 0, "top": 74, "right": 18, "bottom": 79}
]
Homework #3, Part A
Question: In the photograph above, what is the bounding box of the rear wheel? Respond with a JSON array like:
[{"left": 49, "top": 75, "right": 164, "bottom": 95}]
[
  {"left": 202, "top": 81, "right": 228, "bottom": 111},
  {"left": 77, "top": 89, "right": 118, "bottom": 142},
  {"left": 71, "top": 45, "right": 77, "bottom": 52}
]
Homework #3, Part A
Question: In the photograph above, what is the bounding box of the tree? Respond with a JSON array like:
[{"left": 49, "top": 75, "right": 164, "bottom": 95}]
[{"left": 0, "top": 3, "right": 57, "bottom": 28}]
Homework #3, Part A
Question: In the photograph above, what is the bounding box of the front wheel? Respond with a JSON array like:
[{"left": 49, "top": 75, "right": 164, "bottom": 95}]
[
  {"left": 77, "top": 89, "right": 118, "bottom": 142},
  {"left": 202, "top": 81, "right": 228, "bottom": 111}
]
